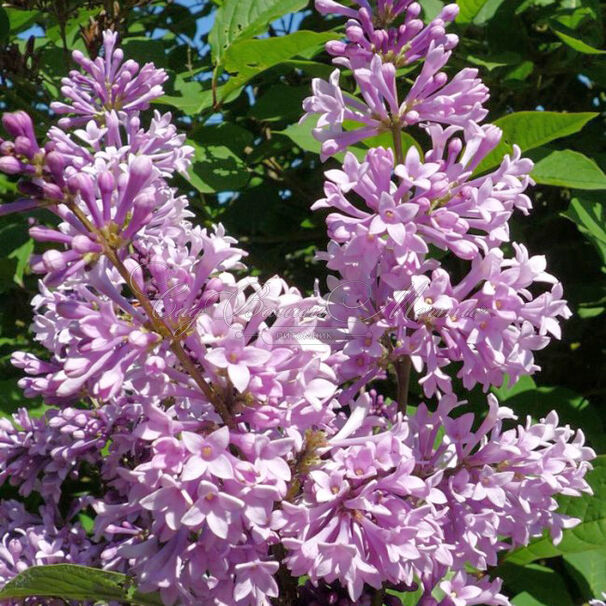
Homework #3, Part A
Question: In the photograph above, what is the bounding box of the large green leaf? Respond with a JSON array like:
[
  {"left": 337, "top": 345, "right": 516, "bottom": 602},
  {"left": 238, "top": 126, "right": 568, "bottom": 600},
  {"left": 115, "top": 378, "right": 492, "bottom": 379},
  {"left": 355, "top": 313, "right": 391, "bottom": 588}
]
[
  {"left": 505, "top": 455, "right": 606, "bottom": 566},
  {"left": 280, "top": 116, "right": 331, "bottom": 157},
  {"left": 223, "top": 30, "right": 334, "bottom": 75},
  {"left": 419, "top": 0, "right": 445, "bottom": 20},
  {"left": 563, "top": 197, "right": 606, "bottom": 265},
  {"left": 217, "top": 30, "right": 334, "bottom": 105},
  {"left": 209, "top": 0, "right": 308, "bottom": 62},
  {"left": 387, "top": 583, "right": 424, "bottom": 605},
  {"left": 187, "top": 143, "right": 250, "bottom": 193},
  {"left": 473, "top": 0, "right": 508, "bottom": 24},
  {"left": 0, "top": 565, "right": 162, "bottom": 606},
  {"left": 532, "top": 150, "right": 606, "bottom": 190},
  {"left": 476, "top": 111, "right": 598, "bottom": 173},
  {"left": 511, "top": 592, "right": 546, "bottom": 606},
  {"left": 5, "top": 8, "right": 40, "bottom": 34}
]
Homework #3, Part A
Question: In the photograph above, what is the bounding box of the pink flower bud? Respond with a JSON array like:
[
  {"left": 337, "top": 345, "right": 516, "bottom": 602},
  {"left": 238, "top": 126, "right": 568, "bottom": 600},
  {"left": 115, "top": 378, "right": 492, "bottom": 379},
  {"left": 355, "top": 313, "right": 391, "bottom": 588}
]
[
  {"left": 42, "top": 249, "right": 66, "bottom": 272},
  {"left": 0, "top": 156, "right": 23, "bottom": 174},
  {"left": 2, "top": 111, "right": 35, "bottom": 139}
]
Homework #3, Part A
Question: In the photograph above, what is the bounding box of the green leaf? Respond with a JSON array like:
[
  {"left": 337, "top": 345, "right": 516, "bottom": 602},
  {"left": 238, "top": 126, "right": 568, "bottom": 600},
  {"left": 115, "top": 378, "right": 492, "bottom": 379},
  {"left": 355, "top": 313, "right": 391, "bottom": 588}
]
[
  {"left": 192, "top": 122, "right": 254, "bottom": 155},
  {"left": 188, "top": 144, "right": 250, "bottom": 193},
  {"left": 213, "top": 31, "right": 335, "bottom": 106},
  {"left": 0, "top": 8, "right": 9, "bottom": 43},
  {"left": 504, "top": 60, "right": 534, "bottom": 81},
  {"left": 224, "top": 30, "right": 334, "bottom": 74},
  {"left": 279, "top": 116, "right": 326, "bottom": 156},
  {"left": 473, "top": 0, "right": 507, "bottom": 24},
  {"left": 505, "top": 455, "right": 606, "bottom": 565},
  {"left": 156, "top": 78, "right": 213, "bottom": 115},
  {"left": 563, "top": 197, "right": 606, "bottom": 265},
  {"left": 387, "top": 582, "right": 424, "bottom": 606},
  {"left": 564, "top": 549, "right": 606, "bottom": 598},
  {"left": 0, "top": 564, "right": 162, "bottom": 606},
  {"left": 0, "top": 378, "right": 46, "bottom": 418},
  {"left": 248, "top": 84, "right": 310, "bottom": 122},
  {"left": 577, "top": 305, "right": 605, "bottom": 319},
  {"left": 186, "top": 123, "right": 253, "bottom": 193},
  {"left": 466, "top": 51, "right": 522, "bottom": 71},
  {"left": 8, "top": 238, "right": 33, "bottom": 287},
  {"left": 475, "top": 111, "right": 598, "bottom": 173},
  {"left": 209, "top": 0, "right": 308, "bottom": 62},
  {"left": 549, "top": 20, "right": 606, "bottom": 54},
  {"left": 456, "top": 0, "right": 490, "bottom": 23},
  {"left": 419, "top": 0, "right": 445, "bottom": 20},
  {"left": 220, "top": 30, "right": 334, "bottom": 101},
  {"left": 512, "top": 592, "right": 546, "bottom": 606},
  {"left": 492, "top": 374, "right": 537, "bottom": 402},
  {"left": 5, "top": 8, "right": 40, "bottom": 34},
  {"left": 532, "top": 150, "right": 606, "bottom": 190},
  {"left": 500, "top": 563, "right": 573, "bottom": 606}
]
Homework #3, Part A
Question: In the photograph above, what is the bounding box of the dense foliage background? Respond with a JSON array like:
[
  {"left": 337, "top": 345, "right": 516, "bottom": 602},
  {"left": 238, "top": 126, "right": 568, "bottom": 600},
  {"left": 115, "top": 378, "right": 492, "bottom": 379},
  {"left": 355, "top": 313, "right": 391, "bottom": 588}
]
[{"left": 0, "top": 0, "right": 605, "bottom": 603}]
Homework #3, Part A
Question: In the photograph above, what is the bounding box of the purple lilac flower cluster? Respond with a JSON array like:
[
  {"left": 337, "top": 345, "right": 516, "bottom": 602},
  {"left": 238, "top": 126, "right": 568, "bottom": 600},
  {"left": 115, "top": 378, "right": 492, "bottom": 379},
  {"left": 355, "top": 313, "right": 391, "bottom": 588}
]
[
  {"left": 278, "top": 395, "right": 592, "bottom": 603},
  {"left": 0, "top": 12, "right": 594, "bottom": 606},
  {"left": 304, "top": 1, "right": 570, "bottom": 398}
]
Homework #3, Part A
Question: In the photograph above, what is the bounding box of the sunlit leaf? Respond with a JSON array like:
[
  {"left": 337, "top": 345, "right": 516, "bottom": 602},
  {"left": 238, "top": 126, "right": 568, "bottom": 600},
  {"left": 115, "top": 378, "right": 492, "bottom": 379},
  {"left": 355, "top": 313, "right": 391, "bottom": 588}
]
[
  {"left": 475, "top": 111, "right": 598, "bottom": 173},
  {"left": 563, "top": 197, "right": 606, "bottom": 265},
  {"left": 532, "top": 150, "right": 606, "bottom": 190},
  {"left": 209, "top": 0, "right": 308, "bottom": 62},
  {"left": 0, "top": 565, "right": 162, "bottom": 606}
]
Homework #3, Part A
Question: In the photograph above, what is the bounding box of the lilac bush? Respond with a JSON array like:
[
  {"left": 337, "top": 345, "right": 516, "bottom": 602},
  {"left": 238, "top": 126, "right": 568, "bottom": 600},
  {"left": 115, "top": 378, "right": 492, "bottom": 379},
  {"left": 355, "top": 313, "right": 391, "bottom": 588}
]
[{"left": 0, "top": 6, "right": 596, "bottom": 606}]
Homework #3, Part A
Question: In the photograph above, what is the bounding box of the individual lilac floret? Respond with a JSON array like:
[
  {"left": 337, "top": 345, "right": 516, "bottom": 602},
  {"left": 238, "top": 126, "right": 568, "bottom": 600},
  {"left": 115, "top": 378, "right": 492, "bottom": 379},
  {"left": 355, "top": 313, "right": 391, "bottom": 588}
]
[
  {"left": 51, "top": 31, "right": 167, "bottom": 127},
  {"left": 0, "top": 111, "right": 42, "bottom": 178},
  {"left": 437, "top": 572, "right": 508, "bottom": 606}
]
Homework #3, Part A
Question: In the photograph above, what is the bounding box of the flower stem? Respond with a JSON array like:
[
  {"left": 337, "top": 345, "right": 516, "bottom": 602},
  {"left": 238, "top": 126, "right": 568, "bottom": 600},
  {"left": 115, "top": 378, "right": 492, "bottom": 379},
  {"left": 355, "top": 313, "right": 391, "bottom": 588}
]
[
  {"left": 67, "top": 201, "right": 233, "bottom": 426},
  {"left": 391, "top": 124, "right": 412, "bottom": 413},
  {"left": 395, "top": 355, "right": 412, "bottom": 412},
  {"left": 392, "top": 124, "right": 405, "bottom": 165},
  {"left": 271, "top": 544, "right": 298, "bottom": 606},
  {"left": 371, "top": 586, "right": 385, "bottom": 606}
]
